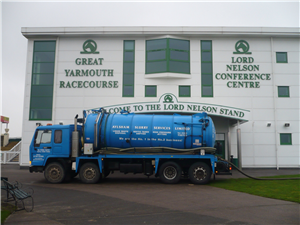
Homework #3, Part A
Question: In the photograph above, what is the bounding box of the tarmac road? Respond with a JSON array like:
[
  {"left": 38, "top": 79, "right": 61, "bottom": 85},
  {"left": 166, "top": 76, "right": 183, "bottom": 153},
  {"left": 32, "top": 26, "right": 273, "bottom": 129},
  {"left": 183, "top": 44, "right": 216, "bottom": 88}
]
[{"left": 1, "top": 164, "right": 299, "bottom": 225}]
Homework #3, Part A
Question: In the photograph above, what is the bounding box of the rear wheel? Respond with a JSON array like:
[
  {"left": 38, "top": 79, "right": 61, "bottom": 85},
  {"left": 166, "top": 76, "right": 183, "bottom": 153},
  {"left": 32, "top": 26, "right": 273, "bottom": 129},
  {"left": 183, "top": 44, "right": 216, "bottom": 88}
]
[
  {"left": 44, "top": 162, "right": 65, "bottom": 184},
  {"left": 188, "top": 162, "right": 211, "bottom": 184},
  {"left": 159, "top": 161, "right": 182, "bottom": 184},
  {"left": 79, "top": 162, "right": 100, "bottom": 184}
]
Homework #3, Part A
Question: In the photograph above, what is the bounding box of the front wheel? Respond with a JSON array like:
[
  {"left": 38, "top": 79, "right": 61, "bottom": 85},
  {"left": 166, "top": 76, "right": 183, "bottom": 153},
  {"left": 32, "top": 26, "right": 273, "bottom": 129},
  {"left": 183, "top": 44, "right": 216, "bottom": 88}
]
[
  {"left": 188, "top": 162, "right": 211, "bottom": 184},
  {"left": 44, "top": 162, "right": 65, "bottom": 184},
  {"left": 159, "top": 161, "right": 182, "bottom": 184},
  {"left": 79, "top": 162, "right": 101, "bottom": 184}
]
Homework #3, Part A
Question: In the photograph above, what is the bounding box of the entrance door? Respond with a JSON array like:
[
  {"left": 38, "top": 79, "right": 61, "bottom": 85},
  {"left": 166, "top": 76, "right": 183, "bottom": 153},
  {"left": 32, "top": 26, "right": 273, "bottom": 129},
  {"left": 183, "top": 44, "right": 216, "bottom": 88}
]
[{"left": 215, "top": 133, "right": 225, "bottom": 159}]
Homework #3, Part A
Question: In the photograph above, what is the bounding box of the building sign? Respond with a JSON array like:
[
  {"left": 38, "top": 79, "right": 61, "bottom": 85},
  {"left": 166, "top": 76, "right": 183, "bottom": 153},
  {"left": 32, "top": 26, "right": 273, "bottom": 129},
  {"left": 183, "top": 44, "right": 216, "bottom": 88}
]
[
  {"left": 215, "top": 40, "right": 271, "bottom": 88},
  {"left": 1, "top": 116, "right": 9, "bottom": 123},
  {"left": 59, "top": 39, "right": 118, "bottom": 89},
  {"left": 99, "top": 93, "right": 250, "bottom": 121}
]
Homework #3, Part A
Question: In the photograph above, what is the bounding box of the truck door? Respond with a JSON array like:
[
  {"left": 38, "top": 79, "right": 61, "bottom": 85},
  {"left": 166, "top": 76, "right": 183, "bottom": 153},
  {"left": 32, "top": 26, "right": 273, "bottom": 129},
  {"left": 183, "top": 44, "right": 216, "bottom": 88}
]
[{"left": 32, "top": 129, "right": 53, "bottom": 166}]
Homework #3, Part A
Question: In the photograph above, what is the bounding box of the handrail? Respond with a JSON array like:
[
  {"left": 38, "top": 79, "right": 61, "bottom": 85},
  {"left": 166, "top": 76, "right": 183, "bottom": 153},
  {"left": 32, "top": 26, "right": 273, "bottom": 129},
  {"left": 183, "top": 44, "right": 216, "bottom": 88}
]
[{"left": 0, "top": 141, "right": 21, "bottom": 164}]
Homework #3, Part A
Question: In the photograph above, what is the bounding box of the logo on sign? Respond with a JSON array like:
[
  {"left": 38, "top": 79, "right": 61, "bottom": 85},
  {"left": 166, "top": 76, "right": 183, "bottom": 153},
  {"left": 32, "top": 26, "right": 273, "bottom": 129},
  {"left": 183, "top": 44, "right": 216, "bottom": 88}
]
[
  {"left": 233, "top": 40, "right": 251, "bottom": 54},
  {"left": 81, "top": 39, "right": 99, "bottom": 54},
  {"left": 163, "top": 94, "right": 174, "bottom": 103}
]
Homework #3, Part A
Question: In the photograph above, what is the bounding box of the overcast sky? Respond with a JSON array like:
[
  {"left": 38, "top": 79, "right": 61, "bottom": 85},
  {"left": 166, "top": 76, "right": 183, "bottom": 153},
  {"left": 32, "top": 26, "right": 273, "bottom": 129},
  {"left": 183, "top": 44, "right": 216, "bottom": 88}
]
[{"left": 1, "top": 0, "right": 299, "bottom": 138}]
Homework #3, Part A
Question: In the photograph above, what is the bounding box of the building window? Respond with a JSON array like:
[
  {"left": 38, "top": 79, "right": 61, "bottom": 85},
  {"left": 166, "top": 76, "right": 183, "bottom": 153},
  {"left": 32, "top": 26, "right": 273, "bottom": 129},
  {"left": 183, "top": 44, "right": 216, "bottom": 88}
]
[
  {"left": 276, "top": 52, "right": 288, "bottom": 63},
  {"left": 201, "top": 40, "right": 213, "bottom": 97},
  {"left": 145, "top": 85, "right": 157, "bottom": 97},
  {"left": 179, "top": 85, "right": 191, "bottom": 97},
  {"left": 278, "top": 86, "right": 290, "bottom": 97},
  {"left": 30, "top": 41, "right": 56, "bottom": 120},
  {"left": 280, "top": 133, "right": 292, "bottom": 145},
  {"left": 146, "top": 38, "right": 190, "bottom": 74},
  {"left": 123, "top": 40, "right": 135, "bottom": 97}
]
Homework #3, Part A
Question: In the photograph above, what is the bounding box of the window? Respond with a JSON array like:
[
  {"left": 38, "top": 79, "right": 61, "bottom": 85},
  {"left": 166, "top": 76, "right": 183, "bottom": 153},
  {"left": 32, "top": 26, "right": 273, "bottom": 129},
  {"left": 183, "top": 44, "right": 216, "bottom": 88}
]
[
  {"left": 54, "top": 130, "right": 62, "bottom": 143},
  {"left": 34, "top": 129, "right": 52, "bottom": 146},
  {"left": 179, "top": 86, "right": 190, "bottom": 97},
  {"left": 201, "top": 40, "right": 213, "bottom": 97},
  {"left": 280, "top": 133, "right": 292, "bottom": 145},
  {"left": 30, "top": 41, "right": 56, "bottom": 120},
  {"left": 123, "top": 40, "right": 135, "bottom": 97},
  {"left": 278, "top": 86, "right": 290, "bottom": 97},
  {"left": 145, "top": 85, "right": 157, "bottom": 97},
  {"left": 276, "top": 52, "right": 288, "bottom": 63},
  {"left": 146, "top": 38, "right": 190, "bottom": 74}
]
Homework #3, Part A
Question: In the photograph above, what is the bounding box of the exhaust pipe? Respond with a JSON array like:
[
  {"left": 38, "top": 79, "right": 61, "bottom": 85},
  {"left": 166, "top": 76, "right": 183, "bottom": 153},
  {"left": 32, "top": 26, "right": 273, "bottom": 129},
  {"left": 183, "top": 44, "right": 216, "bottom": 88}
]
[{"left": 72, "top": 115, "right": 79, "bottom": 158}]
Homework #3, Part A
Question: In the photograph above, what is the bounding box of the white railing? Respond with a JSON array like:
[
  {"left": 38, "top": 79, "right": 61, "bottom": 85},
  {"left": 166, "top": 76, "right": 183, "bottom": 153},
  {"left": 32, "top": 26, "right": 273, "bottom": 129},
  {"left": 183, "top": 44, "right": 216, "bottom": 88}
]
[{"left": 0, "top": 141, "right": 21, "bottom": 164}]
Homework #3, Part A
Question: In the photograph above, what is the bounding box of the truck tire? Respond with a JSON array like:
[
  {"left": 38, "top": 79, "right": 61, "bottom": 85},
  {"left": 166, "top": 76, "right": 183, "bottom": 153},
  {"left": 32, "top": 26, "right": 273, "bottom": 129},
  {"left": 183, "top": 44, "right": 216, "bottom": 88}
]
[
  {"left": 79, "top": 162, "right": 100, "bottom": 184},
  {"left": 188, "top": 162, "right": 211, "bottom": 184},
  {"left": 159, "top": 161, "right": 182, "bottom": 184},
  {"left": 44, "top": 162, "right": 65, "bottom": 184}
]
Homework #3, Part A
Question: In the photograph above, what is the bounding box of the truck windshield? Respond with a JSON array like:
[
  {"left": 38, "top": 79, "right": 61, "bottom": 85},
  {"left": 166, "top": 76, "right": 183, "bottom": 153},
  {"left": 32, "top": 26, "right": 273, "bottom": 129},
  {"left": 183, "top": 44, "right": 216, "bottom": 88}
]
[{"left": 35, "top": 130, "right": 52, "bottom": 146}]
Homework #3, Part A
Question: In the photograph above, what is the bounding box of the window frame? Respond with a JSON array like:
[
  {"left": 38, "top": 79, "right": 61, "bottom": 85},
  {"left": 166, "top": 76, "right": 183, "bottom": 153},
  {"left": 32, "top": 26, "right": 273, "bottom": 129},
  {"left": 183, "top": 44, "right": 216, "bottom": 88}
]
[
  {"left": 122, "top": 40, "right": 135, "bottom": 97},
  {"left": 145, "top": 38, "right": 190, "bottom": 74},
  {"left": 29, "top": 40, "right": 56, "bottom": 121},
  {"left": 201, "top": 40, "right": 213, "bottom": 97},
  {"left": 179, "top": 85, "right": 191, "bottom": 97},
  {"left": 280, "top": 133, "right": 292, "bottom": 145},
  {"left": 276, "top": 52, "right": 288, "bottom": 63},
  {"left": 278, "top": 86, "right": 290, "bottom": 97},
  {"left": 145, "top": 85, "right": 157, "bottom": 97}
]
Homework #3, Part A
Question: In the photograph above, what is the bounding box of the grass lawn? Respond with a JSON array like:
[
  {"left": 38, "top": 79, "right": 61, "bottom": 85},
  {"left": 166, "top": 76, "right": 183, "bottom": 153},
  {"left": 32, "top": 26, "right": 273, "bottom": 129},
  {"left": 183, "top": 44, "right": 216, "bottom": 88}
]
[
  {"left": 209, "top": 174, "right": 300, "bottom": 203},
  {"left": 1, "top": 202, "right": 16, "bottom": 224}
]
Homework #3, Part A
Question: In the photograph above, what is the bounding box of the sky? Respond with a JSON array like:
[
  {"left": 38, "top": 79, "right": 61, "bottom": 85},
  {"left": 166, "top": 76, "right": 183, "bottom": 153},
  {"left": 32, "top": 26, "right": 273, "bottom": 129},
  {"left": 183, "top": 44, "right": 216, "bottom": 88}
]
[{"left": 1, "top": 0, "right": 299, "bottom": 138}]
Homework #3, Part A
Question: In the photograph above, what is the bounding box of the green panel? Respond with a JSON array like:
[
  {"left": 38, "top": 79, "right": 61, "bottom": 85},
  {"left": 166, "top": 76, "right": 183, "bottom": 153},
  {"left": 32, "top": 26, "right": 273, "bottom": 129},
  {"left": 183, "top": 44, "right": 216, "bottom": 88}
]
[
  {"left": 276, "top": 52, "right": 288, "bottom": 63},
  {"left": 124, "top": 41, "right": 135, "bottom": 51},
  {"left": 169, "top": 39, "right": 189, "bottom": 51},
  {"left": 30, "top": 109, "right": 52, "bottom": 120},
  {"left": 124, "top": 51, "right": 134, "bottom": 61},
  {"left": 146, "top": 39, "right": 167, "bottom": 50},
  {"left": 32, "top": 74, "right": 54, "bottom": 85},
  {"left": 201, "top": 41, "right": 212, "bottom": 50},
  {"left": 123, "top": 62, "right": 134, "bottom": 74},
  {"left": 169, "top": 61, "right": 190, "bottom": 73},
  {"left": 123, "top": 85, "right": 134, "bottom": 97},
  {"left": 146, "top": 61, "right": 167, "bottom": 73},
  {"left": 201, "top": 51, "right": 212, "bottom": 62},
  {"left": 280, "top": 133, "right": 292, "bottom": 145},
  {"left": 123, "top": 40, "right": 135, "bottom": 97},
  {"left": 278, "top": 86, "right": 290, "bottom": 97},
  {"left": 145, "top": 85, "right": 157, "bottom": 97},
  {"left": 33, "top": 52, "right": 55, "bottom": 62},
  {"left": 202, "top": 86, "right": 213, "bottom": 97},
  {"left": 123, "top": 74, "right": 134, "bottom": 85},
  {"left": 179, "top": 85, "right": 191, "bottom": 97},
  {"left": 201, "top": 40, "right": 213, "bottom": 97},
  {"left": 30, "top": 97, "right": 53, "bottom": 109},
  {"left": 170, "top": 50, "right": 189, "bottom": 61},
  {"left": 202, "top": 74, "right": 213, "bottom": 85},
  {"left": 31, "top": 85, "right": 53, "bottom": 97},
  {"left": 30, "top": 41, "right": 56, "bottom": 120},
  {"left": 34, "top": 41, "right": 56, "bottom": 52},
  {"left": 147, "top": 50, "right": 166, "bottom": 61},
  {"left": 33, "top": 63, "right": 55, "bottom": 74}
]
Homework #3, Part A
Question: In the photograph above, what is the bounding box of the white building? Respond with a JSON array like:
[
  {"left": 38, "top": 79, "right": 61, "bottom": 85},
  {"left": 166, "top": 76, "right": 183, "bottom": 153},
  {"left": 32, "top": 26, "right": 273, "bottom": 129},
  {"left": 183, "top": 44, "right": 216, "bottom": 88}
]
[{"left": 20, "top": 26, "right": 299, "bottom": 168}]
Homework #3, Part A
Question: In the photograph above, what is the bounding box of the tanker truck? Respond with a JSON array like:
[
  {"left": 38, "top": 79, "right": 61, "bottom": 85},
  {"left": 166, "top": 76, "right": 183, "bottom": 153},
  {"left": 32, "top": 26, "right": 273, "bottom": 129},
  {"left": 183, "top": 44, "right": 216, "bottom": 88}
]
[{"left": 29, "top": 109, "right": 231, "bottom": 184}]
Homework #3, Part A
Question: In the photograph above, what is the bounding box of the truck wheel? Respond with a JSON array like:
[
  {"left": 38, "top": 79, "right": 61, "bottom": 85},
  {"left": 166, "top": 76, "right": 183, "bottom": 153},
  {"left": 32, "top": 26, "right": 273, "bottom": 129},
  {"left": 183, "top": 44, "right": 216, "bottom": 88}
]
[
  {"left": 79, "top": 162, "right": 100, "bottom": 184},
  {"left": 159, "top": 161, "right": 182, "bottom": 184},
  {"left": 44, "top": 162, "right": 65, "bottom": 184},
  {"left": 188, "top": 162, "right": 211, "bottom": 184}
]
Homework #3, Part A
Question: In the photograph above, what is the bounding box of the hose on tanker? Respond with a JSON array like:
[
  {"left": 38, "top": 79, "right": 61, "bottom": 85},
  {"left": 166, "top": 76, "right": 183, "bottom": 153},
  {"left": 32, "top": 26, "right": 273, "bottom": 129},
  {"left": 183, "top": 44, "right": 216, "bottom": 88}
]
[{"left": 217, "top": 156, "right": 300, "bottom": 180}]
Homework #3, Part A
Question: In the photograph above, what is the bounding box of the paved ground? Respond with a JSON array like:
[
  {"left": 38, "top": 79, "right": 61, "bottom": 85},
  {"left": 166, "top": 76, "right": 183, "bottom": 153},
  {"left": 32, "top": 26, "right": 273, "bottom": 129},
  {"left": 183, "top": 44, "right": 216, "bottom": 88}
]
[{"left": 1, "top": 165, "right": 299, "bottom": 225}]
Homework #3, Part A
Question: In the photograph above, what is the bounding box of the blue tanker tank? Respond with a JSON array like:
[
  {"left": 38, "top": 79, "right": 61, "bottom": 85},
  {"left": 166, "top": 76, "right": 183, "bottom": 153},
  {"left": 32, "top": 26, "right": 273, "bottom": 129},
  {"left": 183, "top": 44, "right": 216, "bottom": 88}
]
[{"left": 84, "top": 109, "right": 216, "bottom": 152}]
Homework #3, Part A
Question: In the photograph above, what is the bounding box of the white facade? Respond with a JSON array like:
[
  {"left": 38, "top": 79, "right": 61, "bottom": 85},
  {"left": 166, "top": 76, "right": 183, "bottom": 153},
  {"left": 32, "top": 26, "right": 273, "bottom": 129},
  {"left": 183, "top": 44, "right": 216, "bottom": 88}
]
[{"left": 21, "top": 27, "right": 300, "bottom": 168}]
